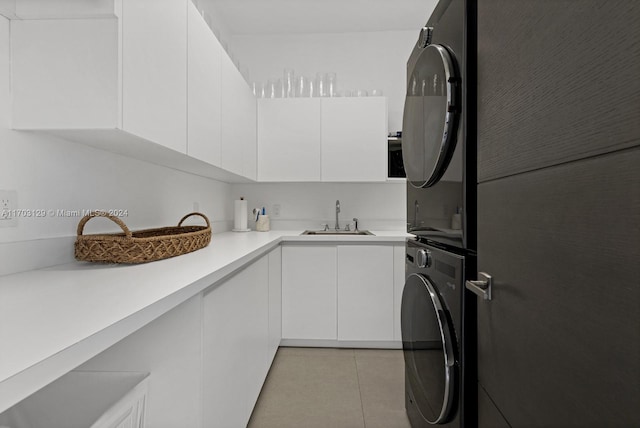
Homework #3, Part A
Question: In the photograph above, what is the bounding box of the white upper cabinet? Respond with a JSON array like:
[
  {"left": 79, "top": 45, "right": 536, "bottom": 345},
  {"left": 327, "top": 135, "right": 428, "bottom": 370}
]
[
  {"left": 10, "top": 0, "right": 259, "bottom": 182},
  {"left": 257, "top": 99, "right": 322, "bottom": 181},
  {"left": 321, "top": 97, "right": 388, "bottom": 182},
  {"left": 257, "top": 97, "right": 387, "bottom": 182},
  {"left": 9, "top": 0, "right": 116, "bottom": 19},
  {"left": 221, "top": 53, "right": 257, "bottom": 179},
  {"left": 11, "top": 0, "right": 188, "bottom": 154},
  {"left": 187, "top": 2, "right": 222, "bottom": 167},
  {"left": 11, "top": 18, "right": 120, "bottom": 130},
  {"left": 121, "top": 0, "right": 187, "bottom": 153}
]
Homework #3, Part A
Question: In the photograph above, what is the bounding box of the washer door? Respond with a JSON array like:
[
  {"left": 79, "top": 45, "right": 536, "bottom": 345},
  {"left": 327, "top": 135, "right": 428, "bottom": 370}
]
[
  {"left": 402, "top": 273, "right": 457, "bottom": 424},
  {"left": 402, "top": 44, "right": 460, "bottom": 188}
]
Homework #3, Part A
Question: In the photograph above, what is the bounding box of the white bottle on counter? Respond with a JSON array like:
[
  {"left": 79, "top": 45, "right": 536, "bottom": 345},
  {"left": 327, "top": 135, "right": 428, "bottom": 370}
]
[{"left": 451, "top": 207, "right": 462, "bottom": 230}]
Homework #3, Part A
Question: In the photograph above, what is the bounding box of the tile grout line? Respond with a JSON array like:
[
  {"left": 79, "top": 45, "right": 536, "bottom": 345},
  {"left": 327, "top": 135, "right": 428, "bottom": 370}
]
[{"left": 354, "top": 352, "right": 368, "bottom": 428}]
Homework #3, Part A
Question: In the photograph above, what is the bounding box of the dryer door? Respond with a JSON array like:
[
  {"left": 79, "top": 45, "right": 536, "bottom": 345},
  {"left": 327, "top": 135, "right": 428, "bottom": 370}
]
[
  {"left": 402, "top": 272, "right": 457, "bottom": 424},
  {"left": 402, "top": 43, "right": 460, "bottom": 188}
]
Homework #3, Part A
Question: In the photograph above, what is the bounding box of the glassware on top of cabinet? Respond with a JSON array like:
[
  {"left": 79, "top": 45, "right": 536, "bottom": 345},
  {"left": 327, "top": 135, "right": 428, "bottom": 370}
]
[
  {"left": 284, "top": 68, "right": 295, "bottom": 98},
  {"left": 276, "top": 78, "right": 285, "bottom": 98},
  {"left": 326, "top": 72, "right": 337, "bottom": 97},
  {"left": 296, "top": 76, "right": 313, "bottom": 98},
  {"left": 252, "top": 82, "right": 265, "bottom": 98},
  {"left": 265, "top": 79, "right": 276, "bottom": 99},
  {"left": 307, "top": 77, "right": 315, "bottom": 98},
  {"left": 314, "top": 72, "right": 325, "bottom": 97}
]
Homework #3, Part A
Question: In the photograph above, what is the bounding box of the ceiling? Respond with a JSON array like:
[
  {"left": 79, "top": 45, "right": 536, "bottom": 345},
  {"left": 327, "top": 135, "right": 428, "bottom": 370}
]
[{"left": 201, "top": 0, "right": 438, "bottom": 36}]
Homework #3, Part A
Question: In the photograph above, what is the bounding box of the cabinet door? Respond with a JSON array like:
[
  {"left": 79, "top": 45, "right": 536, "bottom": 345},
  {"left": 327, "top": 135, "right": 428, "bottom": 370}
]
[
  {"left": 77, "top": 298, "right": 202, "bottom": 428},
  {"left": 393, "top": 244, "right": 406, "bottom": 341},
  {"left": 321, "top": 97, "right": 387, "bottom": 182},
  {"left": 240, "top": 83, "right": 257, "bottom": 180},
  {"left": 257, "top": 99, "right": 322, "bottom": 181},
  {"left": 268, "top": 246, "right": 282, "bottom": 361},
  {"left": 282, "top": 245, "right": 337, "bottom": 340},
  {"left": 203, "top": 256, "right": 269, "bottom": 427},
  {"left": 244, "top": 257, "right": 270, "bottom": 414},
  {"left": 121, "top": 0, "right": 187, "bottom": 153},
  {"left": 203, "top": 271, "right": 246, "bottom": 428},
  {"left": 0, "top": 1, "right": 14, "bottom": 17},
  {"left": 337, "top": 245, "right": 394, "bottom": 341},
  {"left": 187, "top": 2, "right": 221, "bottom": 166},
  {"left": 11, "top": 18, "right": 119, "bottom": 130},
  {"left": 220, "top": 54, "right": 256, "bottom": 177}
]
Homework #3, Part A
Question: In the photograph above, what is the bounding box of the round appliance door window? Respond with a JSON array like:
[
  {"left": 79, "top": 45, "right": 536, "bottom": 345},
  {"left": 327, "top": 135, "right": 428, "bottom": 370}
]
[
  {"left": 402, "top": 44, "right": 460, "bottom": 188},
  {"left": 401, "top": 273, "right": 457, "bottom": 424}
]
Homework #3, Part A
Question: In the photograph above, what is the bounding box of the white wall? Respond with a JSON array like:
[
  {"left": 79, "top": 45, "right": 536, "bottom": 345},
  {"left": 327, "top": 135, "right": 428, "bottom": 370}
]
[
  {"left": 231, "top": 30, "right": 416, "bottom": 133},
  {"left": 0, "top": 16, "right": 233, "bottom": 275},
  {"left": 231, "top": 182, "right": 406, "bottom": 231}
]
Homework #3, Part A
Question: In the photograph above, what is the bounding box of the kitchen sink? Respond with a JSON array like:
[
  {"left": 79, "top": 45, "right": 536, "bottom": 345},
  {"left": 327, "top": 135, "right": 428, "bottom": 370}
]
[{"left": 301, "top": 230, "right": 374, "bottom": 236}]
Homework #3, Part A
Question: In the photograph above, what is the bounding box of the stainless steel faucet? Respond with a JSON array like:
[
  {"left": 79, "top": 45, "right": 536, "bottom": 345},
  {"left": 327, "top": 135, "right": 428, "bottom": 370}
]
[{"left": 335, "top": 200, "right": 341, "bottom": 230}]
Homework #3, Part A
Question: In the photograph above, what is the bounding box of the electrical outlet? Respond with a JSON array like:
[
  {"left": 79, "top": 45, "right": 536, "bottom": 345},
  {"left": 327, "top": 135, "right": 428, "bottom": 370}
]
[
  {"left": 272, "top": 204, "right": 281, "bottom": 218},
  {"left": 0, "top": 190, "right": 18, "bottom": 227}
]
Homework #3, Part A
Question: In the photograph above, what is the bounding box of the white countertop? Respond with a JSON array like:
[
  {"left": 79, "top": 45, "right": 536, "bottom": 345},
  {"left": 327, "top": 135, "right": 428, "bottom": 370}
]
[{"left": 0, "top": 230, "right": 410, "bottom": 412}]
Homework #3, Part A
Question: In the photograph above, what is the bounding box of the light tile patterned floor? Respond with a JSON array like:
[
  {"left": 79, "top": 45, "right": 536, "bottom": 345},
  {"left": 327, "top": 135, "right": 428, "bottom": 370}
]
[{"left": 248, "top": 347, "right": 411, "bottom": 428}]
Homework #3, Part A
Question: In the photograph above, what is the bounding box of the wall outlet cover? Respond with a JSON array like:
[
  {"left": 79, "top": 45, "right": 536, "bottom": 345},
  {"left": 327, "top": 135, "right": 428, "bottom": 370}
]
[{"left": 0, "top": 189, "right": 18, "bottom": 227}]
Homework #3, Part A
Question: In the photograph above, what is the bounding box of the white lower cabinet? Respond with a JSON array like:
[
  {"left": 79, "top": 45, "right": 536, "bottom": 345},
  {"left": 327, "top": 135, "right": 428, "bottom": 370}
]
[
  {"left": 203, "top": 251, "right": 278, "bottom": 427},
  {"left": 2, "top": 242, "right": 404, "bottom": 426},
  {"left": 0, "top": 371, "right": 148, "bottom": 428},
  {"left": 268, "top": 246, "right": 283, "bottom": 361},
  {"left": 393, "top": 245, "right": 406, "bottom": 341},
  {"left": 337, "top": 245, "right": 395, "bottom": 341},
  {"left": 74, "top": 297, "right": 204, "bottom": 428},
  {"left": 282, "top": 245, "right": 338, "bottom": 340},
  {"left": 282, "top": 243, "right": 405, "bottom": 346}
]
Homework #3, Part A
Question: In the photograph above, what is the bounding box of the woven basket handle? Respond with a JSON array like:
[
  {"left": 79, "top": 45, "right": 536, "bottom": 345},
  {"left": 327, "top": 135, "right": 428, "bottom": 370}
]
[
  {"left": 77, "top": 211, "right": 133, "bottom": 239},
  {"left": 178, "top": 212, "right": 210, "bottom": 228}
]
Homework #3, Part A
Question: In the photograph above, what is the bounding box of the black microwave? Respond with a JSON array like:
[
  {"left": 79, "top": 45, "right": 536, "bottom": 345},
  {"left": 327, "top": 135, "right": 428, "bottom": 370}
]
[{"left": 388, "top": 136, "right": 406, "bottom": 178}]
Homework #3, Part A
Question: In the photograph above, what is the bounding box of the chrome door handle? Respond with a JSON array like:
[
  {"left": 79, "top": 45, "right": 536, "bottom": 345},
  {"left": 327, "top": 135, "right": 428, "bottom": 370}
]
[{"left": 465, "top": 272, "right": 492, "bottom": 301}]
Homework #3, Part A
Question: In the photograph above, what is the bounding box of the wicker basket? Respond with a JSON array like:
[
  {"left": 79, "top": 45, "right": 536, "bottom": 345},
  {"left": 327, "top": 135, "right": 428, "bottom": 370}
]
[{"left": 75, "top": 211, "right": 211, "bottom": 264}]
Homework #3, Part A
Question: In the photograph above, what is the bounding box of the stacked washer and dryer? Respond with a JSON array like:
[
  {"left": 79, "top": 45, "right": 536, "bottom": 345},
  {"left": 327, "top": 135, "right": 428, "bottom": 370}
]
[{"left": 401, "top": 0, "right": 477, "bottom": 427}]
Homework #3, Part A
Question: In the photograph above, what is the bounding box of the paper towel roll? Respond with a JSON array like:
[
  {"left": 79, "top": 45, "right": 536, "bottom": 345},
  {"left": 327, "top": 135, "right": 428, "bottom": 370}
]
[{"left": 233, "top": 199, "right": 250, "bottom": 232}]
